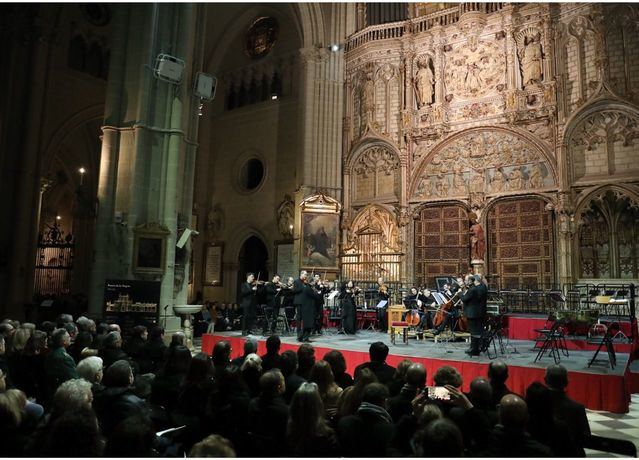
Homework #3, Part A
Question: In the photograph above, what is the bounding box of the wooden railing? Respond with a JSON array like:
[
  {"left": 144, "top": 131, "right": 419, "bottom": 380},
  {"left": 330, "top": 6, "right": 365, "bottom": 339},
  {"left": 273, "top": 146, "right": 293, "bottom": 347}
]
[{"left": 346, "top": 2, "right": 507, "bottom": 53}]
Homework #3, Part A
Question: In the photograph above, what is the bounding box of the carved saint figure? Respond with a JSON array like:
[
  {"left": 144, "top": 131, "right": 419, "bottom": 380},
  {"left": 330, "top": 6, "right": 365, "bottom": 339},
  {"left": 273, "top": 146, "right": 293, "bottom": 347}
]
[
  {"left": 414, "top": 59, "right": 434, "bottom": 108},
  {"left": 507, "top": 167, "right": 524, "bottom": 190},
  {"left": 528, "top": 163, "right": 544, "bottom": 189},
  {"left": 489, "top": 169, "right": 506, "bottom": 193},
  {"left": 277, "top": 197, "right": 294, "bottom": 237},
  {"left": 452, "top": 169, "right": 467, "bottom": 194},
  {"left": 434, "top": 175, "right": 449, "bottom": 197},
  {"left": 470, "top": 220, "right": 486, "bottom": 261},
  {"left": 361, "top": 73, "right": 375, "bottom": 114},
  {"left": 521, "top": 35, "right": 543, "bottom": 87},
  {"left": 464, "top": 63, "right": 483, "bottom": 92},
  {"left": 470, "top": 168, "right": 485, "bottom": 194},
  {"left": 207, "top": 205, "right": 224, "bottom": 240}
]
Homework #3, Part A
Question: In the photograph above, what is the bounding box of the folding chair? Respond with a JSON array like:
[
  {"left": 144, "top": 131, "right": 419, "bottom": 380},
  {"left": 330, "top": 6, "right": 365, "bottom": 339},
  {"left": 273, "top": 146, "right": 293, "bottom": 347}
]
[
  {"left": 534, "top": 318, "right": 569, "bottom": 364},
  {"left": 584, "top": 434, "right": 637, "bottom": 457},
  {"left": 587, "top": 324, "right": 617, "bottom": 369}
]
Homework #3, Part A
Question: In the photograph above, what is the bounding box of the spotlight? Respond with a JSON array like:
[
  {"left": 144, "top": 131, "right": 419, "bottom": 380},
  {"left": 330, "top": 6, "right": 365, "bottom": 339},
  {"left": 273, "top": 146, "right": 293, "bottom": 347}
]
[
  {"left": 56, "top": 215, "right": 61, "bottom": 221},
  {"left": 330, "top": 43, "right": 340, "bottom": 52},
  {"left": 271, "top": 93, "right": 278, "bottom": 100}
]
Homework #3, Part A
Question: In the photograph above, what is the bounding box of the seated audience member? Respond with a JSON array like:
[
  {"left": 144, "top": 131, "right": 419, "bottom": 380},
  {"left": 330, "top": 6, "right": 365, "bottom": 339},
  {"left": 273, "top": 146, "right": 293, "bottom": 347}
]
[
  {"left": 75, "top": 316, "right": 95, "bottom": 334},
  {"left": 104, "top": 415, "right": 158, "bottom": 457},
  {"left": 336, "top": 367, "right": 378, "bottom": 420},
  {"left": 433, "top": 365, "right": 462, "bottom": 388},
  {"left": 296, "top": 343, "right": 316, "bottom": 380},
  {"left": 108, "top": 323, "right": 122, "bottom": 334},
  {"left": 354, "top": 342, "right": 395, "bottom": 386},
  {"left": 545, "top": 364, "right": 590, "bottom": 449},
  {"left": 487, "top": 360, "right": 511, "bottom": 408},
  {"left": 44, "top": 328, "right": 78, "bottom": 399},
  {"left": 62, "top": 322, "right": 78, "bottom": 343},
  {"left": 94, "top": 359, "right": 150, "bottom": 436},
  {"left": 177, "top": 352, "right": 215, "bottom": 417},
  {"left": 12, "top": 330, "right": 48, "bottom": 402},
  {"left": 415, "top": 418, "right": 464, "bottom": 457},
  {"left": 261, "top": 335, "right": 282, "bottom": 371},
  {"left": 280, "top": 350, "right": 306, "bottom": 403},
  {"left": 231, "top": 337, "right": 257, "bottom": 367},
  {"left": 241, "top": 353, "right": 264, "bottom": 398},
  {"left": 8, "top": 326, "right": 31, "bottom": 356},
  {"left": 337, "top": 382, "right": 395, "bottom": 457},
  {"left": 151, "top": 345, "right": 192, "bottom": 412},
  {"left": 140, "top": 326, "right": 167, "bottom": 374},
  {"left": 484, "top": 394, "right": 553, "bottom": 457},
  {"left": 207, "top": 365, "right": 251, "bottom": 456},
  {"left": 68, "top": 330, "right": 98, "bottom": 364},
  {"left": 93, "top": 322, "right": 110, "bottom": 350},
  {"left": 467, "top": 377, "right": 498, "bottom": 425},
  {"left": 309, "top": 359, "right": 343, "bottom": 418},
  {"left": 387, "top": 358, "right": 413, "bottom": 397},
  {"left": 76, "top": 356, "right": 105, "bottom": 394},
  {"left": 323, "top": 349, "right": 353, "bottom": 389},
  {"left": 124, "top": 325, "right": 148, "bottom": 363},
  {"left": 189, "top": 434, "right": 237, "bottom": 457},
  {"left": 210, "top": 339, "right": 230, "bottom": 372},
  {"left": 387, "top": 362, "right": 426, "bottom": 423},
  {"left": 526, "top": 381, "right": 582, "bottom": 457},
  {"left": 99, "top": 331, "right": 129, "bottom": 368},
  {"left": 0, "top": 336, "right": 8, "bottom": 384},
  {"left": 287, "top": 382, "right": 339, "bottom": 457},
  {"left": 41, "top": 408, "right": 104, "bottom": 457},
  {"left": 0, "top": 388, "right": 31, "bottom": 457},
  {"left": 247, "top": 369, "right": 289, "bottom": 457},
  {"left": 169, "top": 331, "right": 186, "bottom": 348}
]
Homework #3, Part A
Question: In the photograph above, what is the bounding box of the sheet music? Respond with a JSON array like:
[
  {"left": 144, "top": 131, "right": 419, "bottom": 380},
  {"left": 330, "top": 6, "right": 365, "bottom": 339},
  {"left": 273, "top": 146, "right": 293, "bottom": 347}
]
[
  {"left": 376, "top": 300, "right": 388, "bottom": 309},
  {"left": 327, "top": 290, "right": 340, "bottom": 301},
  {"left": 432, "top": 292, "right": 448, "bottom": 305}
]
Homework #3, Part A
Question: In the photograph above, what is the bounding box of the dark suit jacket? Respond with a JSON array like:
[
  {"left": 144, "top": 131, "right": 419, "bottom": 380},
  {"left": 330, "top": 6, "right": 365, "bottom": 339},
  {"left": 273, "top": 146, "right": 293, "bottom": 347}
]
[
  {"left": 387, "top": 385, "right": 418, "bottom": 423},
  {"left": 44, "top": 347, "right": 78, "bottom": 393},
  {"left": 240, "top": 282, "right": 256, "bottom": 310},
  {"left": 337, "top": 408, "right": 395, "bottom": 457},
  {"left": 293, "top": 279, "right": 317, "bottom": 327},
  {"left": 549, "top": 390, "right": 590, "bottom": 441},
  {"left": 354, "top": 361, "right": 396, "bottom": 386},
  {"left": 462, "top": 283, "right": 488, "bottom": 319}
]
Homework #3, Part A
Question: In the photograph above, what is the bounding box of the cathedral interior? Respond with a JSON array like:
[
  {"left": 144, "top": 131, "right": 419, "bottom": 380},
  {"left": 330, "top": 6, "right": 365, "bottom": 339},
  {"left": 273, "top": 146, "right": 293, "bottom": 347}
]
[{"left": 0, "top": 2, "right": 638, "bottom": 328}]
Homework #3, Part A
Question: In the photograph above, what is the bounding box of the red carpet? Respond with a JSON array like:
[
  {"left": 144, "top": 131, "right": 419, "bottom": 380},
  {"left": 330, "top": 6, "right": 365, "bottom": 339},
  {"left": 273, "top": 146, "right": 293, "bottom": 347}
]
[{"left": 201, "top": 333, "right": 632, "bottom": 414}]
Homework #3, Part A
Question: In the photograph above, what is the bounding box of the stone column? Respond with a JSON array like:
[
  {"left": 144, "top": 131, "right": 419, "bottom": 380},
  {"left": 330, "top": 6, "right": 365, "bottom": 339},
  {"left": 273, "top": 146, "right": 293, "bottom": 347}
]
[{"left": 89, "top": 4, "right": 206, "bottom": 334}]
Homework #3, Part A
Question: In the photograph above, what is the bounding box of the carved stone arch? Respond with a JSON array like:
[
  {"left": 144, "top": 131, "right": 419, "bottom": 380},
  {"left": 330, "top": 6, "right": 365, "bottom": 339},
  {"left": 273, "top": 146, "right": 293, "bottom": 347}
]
[
  {"left": 346, "top": 203, "right": 400, "bottom": 252},
  {"left": 564, "top": 100, "right": 639, "bottom": 182},
  {"left": 573, "top": 185, "right": 639, "bottom": 279},
  {"left": 347, "top": 139, "right": 402, "bottom": 205},
  {"left": 228, "top": 225, "right": 273, "bottom": 263},
  {"left": 409, "top": 126, "right": 557, "bottom": 201}
]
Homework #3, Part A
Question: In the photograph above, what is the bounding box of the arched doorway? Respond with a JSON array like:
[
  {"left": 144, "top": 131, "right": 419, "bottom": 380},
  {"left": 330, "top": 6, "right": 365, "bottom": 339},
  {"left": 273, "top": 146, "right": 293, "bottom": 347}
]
[
  {"left": 487, "top": 197, "right": 555, "bottom": 289},
  {"left": 236, "top": 235, "right": 269, "bottom": 303},
  {"left": 414, "top": 204, "right": 470, "bottom": 287}
]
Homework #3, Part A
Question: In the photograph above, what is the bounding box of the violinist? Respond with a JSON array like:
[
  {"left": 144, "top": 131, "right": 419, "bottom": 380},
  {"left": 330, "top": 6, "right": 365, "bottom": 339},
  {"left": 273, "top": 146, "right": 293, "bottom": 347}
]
[
  {"left": 339, "top": 280, "right": 359, "bottom": 334},
  {"left": 311, "top": 274, "right": 328, "bottom": 335},
  {"left": 293, "top": 270, "right": 317, "bottom": 342},
  {"left": 241, "top": 272, "right": 259, "bottom": 336},
  {"left": 263, "top": 274, "right": 283, "bottom": 335},
  {"left": 376, "top": 276, "right": 390, "bottom": 331}
]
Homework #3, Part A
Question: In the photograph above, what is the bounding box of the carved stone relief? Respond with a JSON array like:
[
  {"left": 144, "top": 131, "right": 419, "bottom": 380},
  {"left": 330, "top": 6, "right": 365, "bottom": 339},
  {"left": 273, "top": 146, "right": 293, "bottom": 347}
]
[
  {"left": 412, "top": 130, "right": 555, "bottom": 200},
  {"left": 344, "top": 205, "right": 401, "bottom": 254},
  {"left": 444, "top": 38, "right": 506, "bottom": 100},
  {"left": 353, "top": 146, "right": 400, "bottom": 201},
  {"left": 570, "top": 110, "right": 639, "bottom": 151}
]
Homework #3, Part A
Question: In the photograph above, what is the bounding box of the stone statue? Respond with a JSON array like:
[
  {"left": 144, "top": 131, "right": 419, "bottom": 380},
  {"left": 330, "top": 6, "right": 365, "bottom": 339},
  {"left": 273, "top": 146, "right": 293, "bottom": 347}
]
[
  {"left": 507, "top": 167, "right": 524, "bottom": 190},
  {"left": 489, "top": 169, "right": 506, "bottom": 193},
  {"left": 361, "top": 73, "right": 375, "bottom": 114},
  {"left": 521, "top": 35, "right": 543, "bottom": 87},
  {"left": 470, "top": 168, "right": 485, "bottom": 194},
  {"left": 528, "top": 163, "right": 544, "bottom": 189},
  {"left": 414, "top": 59, "right": 434, "bottom": 107},
  {"left": 277, "top": 195, "right": 294, "bottom": 238},
  {"left": 464, "top": 63, "right": 482, "bottom": 92},
  {"left": 470, "top": 220, "right": 486, "bottom": 261},
  {"left": 207, "top": 204, "right": 224, "bottom": 240}
]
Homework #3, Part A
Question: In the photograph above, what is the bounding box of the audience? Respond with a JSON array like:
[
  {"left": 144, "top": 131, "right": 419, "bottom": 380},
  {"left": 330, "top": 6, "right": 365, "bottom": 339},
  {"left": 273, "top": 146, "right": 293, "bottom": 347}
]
[
  {"left": 354, "top": 342, "right": 395, "bottom": 386},
  {"left": 0, "top": 313, "right": 600, "bottom": 458}
]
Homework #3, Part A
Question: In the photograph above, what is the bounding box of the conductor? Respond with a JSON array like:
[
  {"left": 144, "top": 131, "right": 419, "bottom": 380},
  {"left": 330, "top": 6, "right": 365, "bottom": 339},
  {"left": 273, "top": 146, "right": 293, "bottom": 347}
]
[
  {"left": 461, "top": 274, "right": 488, "bottom": 356},
  {"left": 293, "top": 270, "right": 317, "bottom": 343}
]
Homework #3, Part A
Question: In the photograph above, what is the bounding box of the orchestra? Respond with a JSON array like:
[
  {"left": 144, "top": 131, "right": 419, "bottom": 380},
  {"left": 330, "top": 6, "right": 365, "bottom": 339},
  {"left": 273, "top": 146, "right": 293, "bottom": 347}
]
[{"left": 238, "top": 270, "right": 489, "bottom": 352}]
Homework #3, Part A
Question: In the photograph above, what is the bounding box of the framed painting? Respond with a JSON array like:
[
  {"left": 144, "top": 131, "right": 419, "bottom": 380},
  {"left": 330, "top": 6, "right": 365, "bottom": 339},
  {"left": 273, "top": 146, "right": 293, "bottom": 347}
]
[
  {"left": 132, "top": 223, "right": 170, "bottom": 275},
  {"left": 301, "top": 212, "right": 339, "bottom": 270}
]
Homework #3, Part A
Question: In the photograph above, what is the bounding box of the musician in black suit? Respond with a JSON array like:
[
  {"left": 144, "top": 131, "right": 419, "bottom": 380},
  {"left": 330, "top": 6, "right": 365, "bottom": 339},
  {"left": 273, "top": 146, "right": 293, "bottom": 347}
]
[
  {"left": 311, "top": 274, "right": 328, "bottom": 335},
  {"left": 241, "top": 272, "right": 258, "bottom": 336},
  {"left": 293, "top": 270, "right": 317, "bottom": 342},
  {"left": 339, "top": 281, "right": 359, "bottom": 334},
  {"left": 461, "top": 274, "right": 488, "bottom": 356},
  {"left": 376, "top": 277, "right": 390, "bottom": 332},
  {"left": 263, "top": 274, "right": 283, "bottom": 335}
]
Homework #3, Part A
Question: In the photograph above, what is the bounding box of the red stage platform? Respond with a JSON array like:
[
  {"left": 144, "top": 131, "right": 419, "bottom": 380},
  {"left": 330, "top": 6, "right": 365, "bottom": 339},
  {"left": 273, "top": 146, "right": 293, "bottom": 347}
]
[{"left": 201, "top": 332, "right": 634, "bottom": 414}]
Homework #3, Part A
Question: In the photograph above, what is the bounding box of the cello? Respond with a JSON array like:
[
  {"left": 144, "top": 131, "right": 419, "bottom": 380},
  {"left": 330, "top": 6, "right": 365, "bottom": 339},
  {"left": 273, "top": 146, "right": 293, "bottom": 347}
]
[{"left": 433, "top": 288, "right": 467, "bottom": 331}]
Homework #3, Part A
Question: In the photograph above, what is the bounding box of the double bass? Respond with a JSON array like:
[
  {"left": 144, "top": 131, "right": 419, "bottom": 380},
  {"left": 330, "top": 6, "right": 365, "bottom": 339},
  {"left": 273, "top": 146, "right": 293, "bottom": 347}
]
[{"left": 432, "top": 287, "right": 468, "bottom": 332}]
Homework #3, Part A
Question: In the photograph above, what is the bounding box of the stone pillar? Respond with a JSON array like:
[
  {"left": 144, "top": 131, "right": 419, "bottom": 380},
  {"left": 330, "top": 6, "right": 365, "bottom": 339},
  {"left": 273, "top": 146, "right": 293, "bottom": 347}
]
[{"left": 89, "top": 4, "right": 206, "bottom": 333}]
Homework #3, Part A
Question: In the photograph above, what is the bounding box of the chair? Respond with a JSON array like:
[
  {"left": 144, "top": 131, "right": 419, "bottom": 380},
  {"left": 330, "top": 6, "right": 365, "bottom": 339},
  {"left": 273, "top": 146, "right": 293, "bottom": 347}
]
[
  {"left": 584, "top": 434, "right": 637, "bottom": 457},
  {"left": 588, "top": 324, "right": 618, "bottom": 369},
  {"left": 388, "top": 305, "right": 409, "bottom": 345},
  {"left": 534, "top": 318, "right": 569, "bottom": 364}
]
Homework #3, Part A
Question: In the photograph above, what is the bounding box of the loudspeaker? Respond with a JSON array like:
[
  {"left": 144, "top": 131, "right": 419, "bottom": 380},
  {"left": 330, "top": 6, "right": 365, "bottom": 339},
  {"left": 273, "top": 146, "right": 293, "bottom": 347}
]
[
  {"left": 154, "top": 54, "right": 185, "bottom": 84},
  {"left": 194, "top": 72, "right": 217, "bottom": 101},
  {"left": 176, "top": 228, "right": 199, "bottom": 249}
]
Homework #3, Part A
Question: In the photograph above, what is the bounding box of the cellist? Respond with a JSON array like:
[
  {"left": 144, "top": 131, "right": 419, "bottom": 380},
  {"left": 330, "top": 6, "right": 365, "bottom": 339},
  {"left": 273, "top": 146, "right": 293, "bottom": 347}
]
[{"left": 432, "top": 278, "right": 468, "bottom": 336}]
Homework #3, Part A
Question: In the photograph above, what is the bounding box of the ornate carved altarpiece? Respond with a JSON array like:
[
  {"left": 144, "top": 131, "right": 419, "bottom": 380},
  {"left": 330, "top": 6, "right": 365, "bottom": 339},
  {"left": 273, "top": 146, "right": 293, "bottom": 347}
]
[{"left": 487, "top": 198, "right": 554, "bottom": 289}]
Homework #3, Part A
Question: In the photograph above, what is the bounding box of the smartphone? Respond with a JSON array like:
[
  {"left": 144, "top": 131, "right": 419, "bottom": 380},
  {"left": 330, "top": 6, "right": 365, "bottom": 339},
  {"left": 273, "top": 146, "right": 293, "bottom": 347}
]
[{"left": 427, "top": 386, "right": 451, "bottom": 401}]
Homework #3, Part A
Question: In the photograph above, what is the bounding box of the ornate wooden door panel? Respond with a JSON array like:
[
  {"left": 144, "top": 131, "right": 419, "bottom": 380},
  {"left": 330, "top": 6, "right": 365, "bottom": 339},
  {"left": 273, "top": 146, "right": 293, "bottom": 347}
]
[
  {"left": 488, "top": 198, "right": 554, "bottom": 289},
  {"left": 414, "top": 205, "right": 469, "bottom": 287}
]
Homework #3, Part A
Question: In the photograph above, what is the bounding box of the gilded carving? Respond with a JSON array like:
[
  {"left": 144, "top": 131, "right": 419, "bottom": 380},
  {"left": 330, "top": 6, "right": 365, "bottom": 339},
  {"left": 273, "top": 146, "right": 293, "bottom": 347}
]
[
  {"left": 444, "top": 39, "right": 506, "bottom": 99},
  {"left": 345, "top": 206, "right": 401, "bottom": 253}
]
